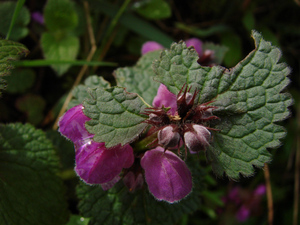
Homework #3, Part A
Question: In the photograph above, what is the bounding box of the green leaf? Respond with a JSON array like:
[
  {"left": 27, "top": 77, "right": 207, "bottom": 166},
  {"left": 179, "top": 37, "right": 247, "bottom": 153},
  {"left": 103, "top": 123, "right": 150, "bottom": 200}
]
[
  {"left": 44, "top": 0, "right": 78, "bottom": 32},
  {"left": 115, "top": 50, "right": 161, "bottom": 105},
  {"left": 15, "top": 94, "right": 46, "bottom": 125},
  {"left": 70, "top": 75, "right": 111, "bottom": 109},
  {"left": 0, "top": 123, "right": 69, "bottom": 225},
  {"left": 83, "top": 86, "right": 148, "bottom": 148},
  {"left": 133, "top": 0, "right": 171, "bottom": 20},
  {"left": 153, "top": 30, "right": 292, "bottom": 179},
  {"left": 41, "top": 32, "right": 79, "bottom": 76},
  {"left": 4, "top": 68, "right": 36, "bottom": 94},
  {"left": 77, "top": 157, "right": 204, "bottom": 225},
  {"left": 0, "top": 1, "right": 30, "bottom": 41},
  {"left": 0, "top": 39, "right": 29, "bottom": 96}
]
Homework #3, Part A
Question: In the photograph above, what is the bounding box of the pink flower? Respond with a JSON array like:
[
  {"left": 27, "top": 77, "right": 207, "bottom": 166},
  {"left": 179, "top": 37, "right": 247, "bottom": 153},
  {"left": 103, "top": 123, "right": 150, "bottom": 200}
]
[
  {"left": 141, "top": 41, "right": 164, "bottom": 55},
  {"left": 58, "top": 104, "right": 134, "bottom": 190},
  {"left": 185, "top": 38, "right": 203, "bottom": 57},
  {"left": 141, "top": 147, "right": 192, "bottom": 203},
  {"left": 152, "top": 84, "right": 177, "bottom": 115},
  {"left": 146, "top": 84, "right": 217, "bottom": 154},
  {"left": 31, "top": 11, "right": 44, "bottom": 25},
  {"left": 222, "top": 185, "right": 266, "bottom": 222}
]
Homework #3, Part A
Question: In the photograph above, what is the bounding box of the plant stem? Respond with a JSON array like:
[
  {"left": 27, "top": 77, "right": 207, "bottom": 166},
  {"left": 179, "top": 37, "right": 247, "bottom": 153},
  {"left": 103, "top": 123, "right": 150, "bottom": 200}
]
[
  {"left": 293, "top": 107, "right": 300, "bottom": 225},
  {"left": 264, "top": 163, "right": 273, "bottom": 225},
  {"left": 6, "top": 0, "right": 26, "bottom": 40},
  {"left": 132, "top": 132, "right": 158, "bottom": 152}
]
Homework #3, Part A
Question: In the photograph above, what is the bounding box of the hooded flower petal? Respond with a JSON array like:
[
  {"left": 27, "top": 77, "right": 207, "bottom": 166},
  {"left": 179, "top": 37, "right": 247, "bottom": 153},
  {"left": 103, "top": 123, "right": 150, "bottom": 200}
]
[
  {"left": 141, "top": 147, "right": 192, "bottom": 203},
  {"left": 58, "top": 104, "right": 93, "bottom": 144},
  {"left": 152, "top": 84, "right": 177, "bottom": 115},
  {"left": 158, "top": 125, "right": 181, "bottom": 149},
  {"left": 185, "top": 38, "right": 203, "bottom": 57},
  {"left": 184, "top": 124, "right": 211, "bottom": 153},
  {"left": 58, "top": 104, "right": 134, "bottom": 188},
  {"left": 75, "top": 142, "right": 134, "bottom": 184},
  {"left": 141, "top": 41, "right": 164, "bottom": 55}
]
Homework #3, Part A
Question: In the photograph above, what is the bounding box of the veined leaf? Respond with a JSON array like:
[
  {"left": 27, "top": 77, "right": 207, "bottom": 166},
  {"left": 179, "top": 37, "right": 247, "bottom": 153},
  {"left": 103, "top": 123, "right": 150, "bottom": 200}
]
[
  {"left": 0, "top": 123, "right": 69, "bottom": 225},
  {"left": 152, "top": 30, "right": 292, "bottom": 179},
  {"left": 114, "top": 50, "right": 161, "bottom": 105},
  {"left": 83, "top": 86, "right": 148, "bottom": 148}
]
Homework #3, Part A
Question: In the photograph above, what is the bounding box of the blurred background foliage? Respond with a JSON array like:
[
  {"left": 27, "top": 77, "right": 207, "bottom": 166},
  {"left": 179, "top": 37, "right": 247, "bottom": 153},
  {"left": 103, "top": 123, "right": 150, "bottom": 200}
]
[{"left": 0, "top": 0, "right": 299, "bottom": 224}]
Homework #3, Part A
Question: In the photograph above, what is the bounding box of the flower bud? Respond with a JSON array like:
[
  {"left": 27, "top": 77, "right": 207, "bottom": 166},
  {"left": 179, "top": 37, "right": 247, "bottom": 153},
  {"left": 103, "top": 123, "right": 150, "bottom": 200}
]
[
  {"left": 158, "top": 125, "right": 181, "bottom": 149},
  {"left": 184, "top": 124, "right": 211, "bottom": 153}
]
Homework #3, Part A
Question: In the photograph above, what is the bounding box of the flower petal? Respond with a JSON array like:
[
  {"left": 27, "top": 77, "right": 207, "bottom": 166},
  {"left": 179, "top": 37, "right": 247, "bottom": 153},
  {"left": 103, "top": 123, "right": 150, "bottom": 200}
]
[
  {"left": 123, "top": 171, "right": 144, "bottom": 192},
  {"left": 75, "top": 142, "right": 134, "bottom": 185},
  {"left": 141, "top": 147, "right": 192, "bottom": 203},
  {"left": 152, "top": 84, "right": 177, "bottom": 115},
  {"left": 141, "top": 41, "right": 164, "bottom": 55},
  {"left": 185, "top": 38, "right": 203, "bottom": 57},
  {"left": 236, "top": 205, "right": 250, "bottom": 222},
  {"left": 101, "top": 176, "right": 121, "bottom": 190},
  {"left": 58, "top": 104, "right": 93, "bottom": 144}
]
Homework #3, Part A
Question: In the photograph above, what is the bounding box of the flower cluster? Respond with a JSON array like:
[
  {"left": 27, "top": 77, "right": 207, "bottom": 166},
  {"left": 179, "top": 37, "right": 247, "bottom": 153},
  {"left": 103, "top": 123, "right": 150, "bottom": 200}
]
[
  {"left": 145, "top": 84, "right": 218, "bottom": 154},
  {"left": 58, "top": 39, "right": 219, "bottom": 203},
  {"left": 221, "top": 185, "right": 266, "bottom": 222}
]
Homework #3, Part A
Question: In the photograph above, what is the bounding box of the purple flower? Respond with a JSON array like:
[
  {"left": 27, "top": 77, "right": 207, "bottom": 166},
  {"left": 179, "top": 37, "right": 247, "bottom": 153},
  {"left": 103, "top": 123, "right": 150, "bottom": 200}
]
[
  {"left": 146, "top": 84, "right": 217, "bottom": 154},
  {"left": 185, "top": 38, "right": 203, "bottom": 57},
  {"left": 236, "top": 205, "right": 251, "bottom": 222},
  {"left": 158, "top": 124, "right": 181, "bottom": 149},
  {"left": 31, "top": 11, "right": 44, "bottom": 25},
  {"left": 152, "top": 84, "right": 177, "bottom": 115},
  {"left": 221, "top": 185, "right": 266, "bottom": 222},
  {"left": 58, "top": 104, "right": 134, "bottom": 189},
  {"left": 184, "top": 124, "right": 211, "bottom": 153},
  {"left": 141, "top": 147, "right": 192, "bottom": 203},
  {"left": 141, "top": 41, "right": 164, "bottom": 55}
]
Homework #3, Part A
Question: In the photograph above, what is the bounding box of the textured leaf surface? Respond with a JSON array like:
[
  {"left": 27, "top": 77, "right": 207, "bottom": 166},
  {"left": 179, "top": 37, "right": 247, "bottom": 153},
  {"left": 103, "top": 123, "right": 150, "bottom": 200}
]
[
  {"left": 0, "top": 123, "right": 69, "bottom": 225},
  {"left": 153, "top": 30, "right": 292, "bottom": 179},
  {"left": 83, "top": 86, "right": 148, "bottom": 148},
  {"left": 0, "top": 39, "right": 29, "bottom": 96},
  {"left": 70, "top": 75, "right": 111, "bottom": 109},
  {"left": 77, "top": 157, "right": 204, "bottom": 225},
  {"left": 114, "top": 50, "right": 161, "bottom": 105},
  {"left": 41, "top": 32, "right": 79, "bottom": 76}
]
